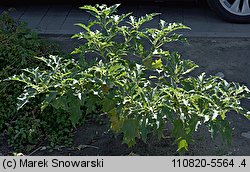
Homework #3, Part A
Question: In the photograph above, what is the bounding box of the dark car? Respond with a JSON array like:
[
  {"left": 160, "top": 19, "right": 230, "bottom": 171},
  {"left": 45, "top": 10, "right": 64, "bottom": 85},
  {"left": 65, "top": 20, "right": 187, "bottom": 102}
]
[{"left": 206, "top": 0, "right": 250, "bottom": 23}]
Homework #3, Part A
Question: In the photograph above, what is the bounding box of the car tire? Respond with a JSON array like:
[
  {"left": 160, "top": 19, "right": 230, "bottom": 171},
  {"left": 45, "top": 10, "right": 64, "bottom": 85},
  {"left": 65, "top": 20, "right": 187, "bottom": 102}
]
[{"left": 207, "top": 0, "right": 250, "bottom": 23}]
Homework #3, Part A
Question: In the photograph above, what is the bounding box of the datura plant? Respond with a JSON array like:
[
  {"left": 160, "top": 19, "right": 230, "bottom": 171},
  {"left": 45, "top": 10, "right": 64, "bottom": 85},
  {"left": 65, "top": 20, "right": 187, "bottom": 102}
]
[{"left": 6, "top": 4, "right": 250, "bottom": 152}]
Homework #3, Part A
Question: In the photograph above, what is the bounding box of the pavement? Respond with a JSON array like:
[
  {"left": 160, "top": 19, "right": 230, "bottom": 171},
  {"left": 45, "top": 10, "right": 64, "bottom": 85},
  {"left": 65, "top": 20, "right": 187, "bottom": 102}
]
[{"left": 1, "top": 2, "right": 250, "bottom": 37}]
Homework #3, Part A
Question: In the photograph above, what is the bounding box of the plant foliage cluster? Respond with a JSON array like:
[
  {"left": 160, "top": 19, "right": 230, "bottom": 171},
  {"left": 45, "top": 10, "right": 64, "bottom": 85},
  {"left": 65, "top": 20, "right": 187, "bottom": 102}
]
[
  {"left": 2, "top": 4, "right": 250, "bottom": 152},
  {"left": 0, "top": 10, "right": 73, "bottom": 152}
]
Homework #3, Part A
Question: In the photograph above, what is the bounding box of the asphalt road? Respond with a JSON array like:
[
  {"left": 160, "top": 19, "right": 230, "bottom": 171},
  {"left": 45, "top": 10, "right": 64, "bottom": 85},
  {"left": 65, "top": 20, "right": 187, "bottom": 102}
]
[{"left": 1, "top": 1, "right": 250, "bottom": 37}]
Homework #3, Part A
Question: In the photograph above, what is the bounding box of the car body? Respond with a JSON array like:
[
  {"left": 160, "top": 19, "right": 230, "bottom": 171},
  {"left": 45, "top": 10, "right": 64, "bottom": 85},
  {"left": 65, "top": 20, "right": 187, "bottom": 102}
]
[{"left": 187, "top": 0, "right": 250, "bottom": 23}]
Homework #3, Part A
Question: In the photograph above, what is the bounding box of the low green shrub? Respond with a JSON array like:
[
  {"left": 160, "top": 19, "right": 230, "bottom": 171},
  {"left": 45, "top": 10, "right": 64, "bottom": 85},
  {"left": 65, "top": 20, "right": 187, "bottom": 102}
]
[
  {"left": 0, "top": 10, "right": 74, "bottom": 152},
  {"left": 6, "top": 4, "right": 250, "bottom": 152}
]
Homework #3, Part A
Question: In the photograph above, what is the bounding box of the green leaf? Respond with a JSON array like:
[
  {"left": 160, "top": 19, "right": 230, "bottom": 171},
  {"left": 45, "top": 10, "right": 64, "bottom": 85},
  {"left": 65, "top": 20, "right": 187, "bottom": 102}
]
[
  {"left": 220, "top": 120, "right": 232, "bottom": 145},
  {"left": 141, "top": 118, "right": 149, "bottom": 143},
  {"left": 121, "top": 119, "right": 139, "bottom": 147},
  {"left": 102, "top": 97, "right": 116, "bottom": 112},
  {"left": 172, "top": 119, "right": 184, "bottom": 138},
  {"left": 74, "top": 23, "right": 90, "bottom": 32},
  {"left": 68, "top": 96, "right": 82, "bottom": 127},
  {"left": 152, "top": 58, "right": 163, "bottom": 69},
  {"left": 209, "top": 121, "right": 220, "bottom": 140},
  {"left": 85, "top": 95, "right": 100, "bottom": 114},
  {"left": 177, "top": 139, "right": 188, "bottom": 151},
  {"left": 108, "top": 4, "right": 120, "bottom": 15}
]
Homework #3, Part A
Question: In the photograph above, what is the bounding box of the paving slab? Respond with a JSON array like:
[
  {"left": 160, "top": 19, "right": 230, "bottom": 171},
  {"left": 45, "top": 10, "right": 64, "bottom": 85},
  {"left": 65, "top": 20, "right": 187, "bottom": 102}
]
[
  {"left": 182, "top": 6, "right": 210, "bottom": 32},
  {"left": 61, "top": 7, "right": 90, "bottom": 31},
  {"left": 118, "top": 5, "right": 138, "bottom": 15},
  {"left": 202, "top": 8, "right": 236, "bottom": 36},
  {"left": 61, "top": 19, "right": 86, "bottom": 34},
  {"left": 39, "top": 5, "right": 72, "bottom": 33},
  {"left": 19, "top": 5, "right": 49, "bottom": 28},
  {"left": 160, "top": 6, "right": 183, "bottom": 23}
]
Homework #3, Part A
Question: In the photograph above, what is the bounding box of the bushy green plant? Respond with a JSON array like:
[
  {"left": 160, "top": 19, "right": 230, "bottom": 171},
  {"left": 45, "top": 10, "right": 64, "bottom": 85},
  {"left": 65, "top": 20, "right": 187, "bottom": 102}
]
[
  {"left": 0, "top": 10, "right": 73, "bottom": 152},
  {"left": 7, "top": 4, "right": 250, "bottom": 152}
]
